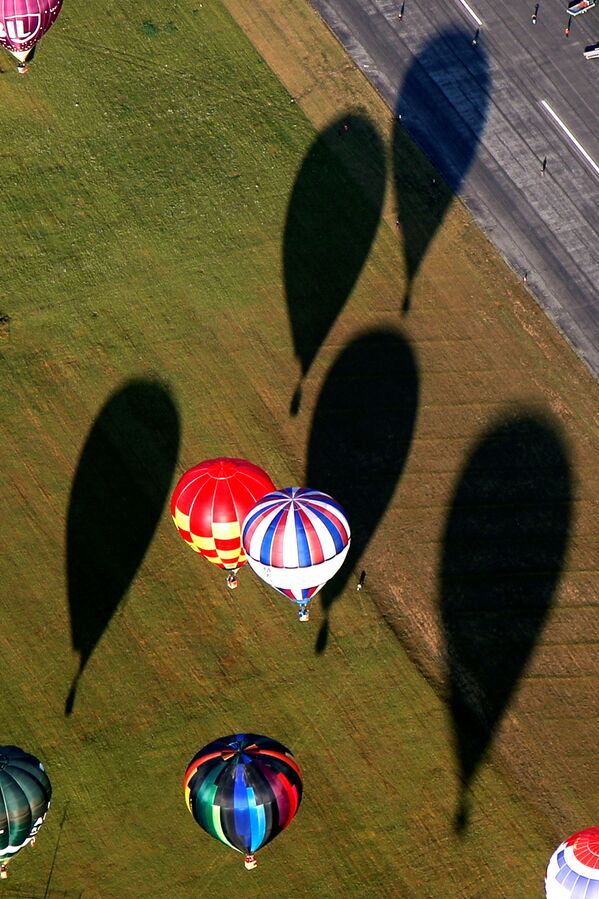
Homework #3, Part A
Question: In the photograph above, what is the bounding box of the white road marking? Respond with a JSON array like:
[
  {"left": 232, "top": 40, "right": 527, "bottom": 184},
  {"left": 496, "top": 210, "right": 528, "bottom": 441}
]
[
  {"left": 540, "top": 99, "right": 599, "bottom": 177},
  {"left": 455, "top": 0, "right": 483, "bottom": 27}
]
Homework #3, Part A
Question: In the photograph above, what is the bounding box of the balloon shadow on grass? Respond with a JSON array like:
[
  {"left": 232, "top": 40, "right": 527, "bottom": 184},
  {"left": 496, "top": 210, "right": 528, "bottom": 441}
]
[
  {"left": 393, "top": 27, "right": 490, "bottom": 311},
  {"left": 284, "top": 113, "right": 386, "bottom": 414},
  {"left": 440, "top": 412, "right": 572, "bottom": 831},
  {"left": 306, "top": 330, "right": 419, "bottom": 652},
  {"left": 65, "top": 379, "right": 180, "bottom": 715}
]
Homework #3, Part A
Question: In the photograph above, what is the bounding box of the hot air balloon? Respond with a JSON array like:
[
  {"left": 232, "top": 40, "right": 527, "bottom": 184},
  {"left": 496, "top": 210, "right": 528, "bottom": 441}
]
[
  {"left": 546, "top": 826, "right": 599, "bottom": 897},
  {"left": 171, "top": 458, "right": 275, "bottom": 589},
  {"left": 242, "top": 487, "right": 351, "bottom": 621},
  {"left": 0, "top": 746, "right": 51, "bottom": 879},
  {"left": 0, "top": 1, "right": 63, "bottom": 73},
  {"left": 184, "top": 733, "right": 303, "bottom": 870}
]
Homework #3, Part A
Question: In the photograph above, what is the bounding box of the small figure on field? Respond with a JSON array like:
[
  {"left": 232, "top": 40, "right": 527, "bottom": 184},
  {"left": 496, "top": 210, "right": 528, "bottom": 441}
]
[{"left": 357, "top": 570, "right": 366, "bottom": 591}]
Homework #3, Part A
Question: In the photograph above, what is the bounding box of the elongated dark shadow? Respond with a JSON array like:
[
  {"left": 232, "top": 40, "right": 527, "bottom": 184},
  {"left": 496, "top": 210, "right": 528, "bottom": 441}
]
[
  {"left": 393, "top": 27, "right": 490, "bottom": 311},
  {"left": 440, "top": 412, "right": 572, "bottom": 831},
  {"left": 65, "top": 379, "right": 180, "bottom": 714},
  {"left": 284, "top": 113, "right": 386, "bottom": 414},
  {"left": 306, "top": 330, "right": 419, "bottom": 652}
]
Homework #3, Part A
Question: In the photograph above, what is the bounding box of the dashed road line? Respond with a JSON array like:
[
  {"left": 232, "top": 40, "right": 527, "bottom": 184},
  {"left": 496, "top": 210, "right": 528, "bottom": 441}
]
[
  {"left": 454, "top": 0, "right": 483, "bottom": 27},
  {"left": 540, "top": 99, "right": 599, "bottom": 178}
]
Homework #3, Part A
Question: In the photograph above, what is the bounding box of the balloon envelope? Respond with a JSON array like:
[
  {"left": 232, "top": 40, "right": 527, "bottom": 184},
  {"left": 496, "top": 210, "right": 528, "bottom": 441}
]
[
  {"left": 171, "top": 458, "right": 275, "bottom": 571},
  {"left": 0, "top": 0, "right": 63, "bottom": 62},
  {"left": 0, "top": 746, "right": 51, "bottom": 863},
  {"left": 184, "top": 733, "right": 302, "bottom": 856},
  {"left": 546, "top": 827, "right": 599, "bottom": 897},
  {"left": 242, "top": 487, "right": 351, "bottom": 604}
]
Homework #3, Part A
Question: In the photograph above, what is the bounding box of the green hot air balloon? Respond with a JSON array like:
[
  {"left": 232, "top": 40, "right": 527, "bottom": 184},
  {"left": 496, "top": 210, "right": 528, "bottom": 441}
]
[{"left": 0, "top": 746, "right": 52, "bottom": 879}]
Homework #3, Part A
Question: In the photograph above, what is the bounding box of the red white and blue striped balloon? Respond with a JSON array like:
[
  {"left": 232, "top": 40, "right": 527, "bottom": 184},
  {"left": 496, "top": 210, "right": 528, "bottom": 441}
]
[
  {"left": 241, "top": 487, "right": 350, "bottom": 605},
  {"left": 546, "top": 827, "right": 599, "bottom": 898}
]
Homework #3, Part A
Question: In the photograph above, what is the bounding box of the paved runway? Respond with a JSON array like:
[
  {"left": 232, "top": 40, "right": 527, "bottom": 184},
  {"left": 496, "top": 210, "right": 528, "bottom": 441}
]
[{"left": 310, "top": 0, "right": 599, "bottom": 380}]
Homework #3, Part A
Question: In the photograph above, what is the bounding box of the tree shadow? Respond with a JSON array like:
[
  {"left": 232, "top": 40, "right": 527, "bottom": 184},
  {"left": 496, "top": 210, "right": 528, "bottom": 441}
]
[
  {"left": 65, "top": 379, "right": 180, "bottom": 715},
  {"left": 393, "top": 27, "right": 490, "bottom": 311},
  {"left": 440, "top": 412, "right": 572, "bottom": 831},
  {"left": 284, "top": 113, "right": 387, "bottom": 414},
  {"left": 306, "top": 330, "right": 419, "bottom": 652}
]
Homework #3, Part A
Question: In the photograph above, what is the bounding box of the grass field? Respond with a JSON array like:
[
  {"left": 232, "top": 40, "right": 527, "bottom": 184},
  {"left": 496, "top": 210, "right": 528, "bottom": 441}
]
[{"left": 0, "top": 0, "right": 598, "bottom": 896}]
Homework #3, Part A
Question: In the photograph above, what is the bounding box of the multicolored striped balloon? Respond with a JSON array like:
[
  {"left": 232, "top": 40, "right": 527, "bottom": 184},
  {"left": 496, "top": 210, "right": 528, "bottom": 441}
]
[
  {"left": 546, "top": 827, "right": 599, "bottom": 897},
  {"left": 183, "top": 734, "right": 302, "bottom": 867},
  {"left": 0, "top": 0, "right": 63, "bottom": 65},
  {"left": 0, "top": 746, "right": 51, "bottom": 878},
  {"left": 171, "top": 458, "right": 275, "bottom": 573},
  {"left": 241, "top": 487, "right": 351, "bottom": 610}
]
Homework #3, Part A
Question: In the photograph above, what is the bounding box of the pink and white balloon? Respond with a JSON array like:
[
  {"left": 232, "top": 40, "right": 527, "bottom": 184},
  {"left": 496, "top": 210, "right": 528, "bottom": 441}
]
[
  {"left": 546, "top": 827, "right": 599, "bottom": 897},
  {"left": 241, "top": 487, "right": 350, "bottom": 621},
  {"left": 0, "top": 0, "right": 63, "bottom": 69}
]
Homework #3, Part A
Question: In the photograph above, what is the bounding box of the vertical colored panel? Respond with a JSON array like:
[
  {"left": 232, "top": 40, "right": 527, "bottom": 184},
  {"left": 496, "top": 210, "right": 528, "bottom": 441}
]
[
  {"left": 210, "top": 804, "right": 239, "bottom": 852},
  {"left": 233, "top": 765, "right": 252, "bottom": 851},
  {"left": 248, "top": 789, "right": 267, "bottom": 853}
]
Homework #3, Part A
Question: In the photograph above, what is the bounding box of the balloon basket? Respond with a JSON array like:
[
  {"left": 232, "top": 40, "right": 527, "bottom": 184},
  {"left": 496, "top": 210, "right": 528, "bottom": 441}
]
[
  {"left": 0, "top": 865, "right": 8, "bottom": 879},
  {"left": 244, "top": 855, "right": 257, "bottom": 871},
  {"left": 17, "top": 65, "right": 28, "bottom": 74},
  {"left": 298, "top": 607, "right": 310, "bottom": 622},
  {"left": 226, "top": 574, "right": 239, "bottom": 590}
]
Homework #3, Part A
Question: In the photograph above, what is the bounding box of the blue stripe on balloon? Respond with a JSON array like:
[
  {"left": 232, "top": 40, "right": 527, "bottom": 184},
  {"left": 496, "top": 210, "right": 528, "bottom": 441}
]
[
  {"left": 247, "top": 787, "right": 266, "bottom": 852},
  {"left": 260, "top": 507, "right": 287, "bottom": 565},
  {"left": 294, "top": 508, "right": 312, "bottom": 567},
  {"left": 572, "top": 875, "right": 593, "bottom": 898},
  {"left": 563, "top": 871, "right": 588, "bottom": 899},
  {"left": 305, "top": 504, "right": 346, "bottom": 552},
  {"left": 242, "top": 498, "right": 279, "bottom": 537},
  {"left": 582, "top": 878, "right": 599, "bottom": 898},
  {"left": 242, "top": 507, "right": 264, "bottom": 537},
  {"left": 304, "top": 489, "right": 343, "bottom": 511},
  {"left": 233, "top": 766, "right": 252, "bottom": 851}
]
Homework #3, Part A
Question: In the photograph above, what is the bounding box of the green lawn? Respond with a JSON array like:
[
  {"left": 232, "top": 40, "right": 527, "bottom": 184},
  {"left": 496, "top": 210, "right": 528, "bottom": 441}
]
[{"left": 0, "top": 1, "right": 596, "bottom": 896}]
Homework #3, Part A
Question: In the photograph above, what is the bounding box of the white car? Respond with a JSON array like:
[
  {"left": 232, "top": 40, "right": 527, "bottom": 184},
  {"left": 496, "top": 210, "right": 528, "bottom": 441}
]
[{"left": 568, "top": 0, "right": 596, "bottom": 14}]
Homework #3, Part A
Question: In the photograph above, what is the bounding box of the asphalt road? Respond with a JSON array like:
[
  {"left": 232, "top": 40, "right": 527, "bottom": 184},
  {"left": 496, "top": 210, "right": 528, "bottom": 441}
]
[{"left": 310, "top": 0, "right": 599, "bottom": 381}]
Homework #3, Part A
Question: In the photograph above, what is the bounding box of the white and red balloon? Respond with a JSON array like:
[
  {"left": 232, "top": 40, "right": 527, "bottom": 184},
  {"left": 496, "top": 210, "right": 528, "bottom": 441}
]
[
  {"left": 546, "top": 827, "right": 599, "bottom": 897},
  {"left": 242, "top": 487, "right": 351, "bottom": 619}
]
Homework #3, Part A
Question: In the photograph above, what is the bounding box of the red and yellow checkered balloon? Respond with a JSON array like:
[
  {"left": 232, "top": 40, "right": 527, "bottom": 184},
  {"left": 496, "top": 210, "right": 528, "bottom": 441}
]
[{"left": 171, "top": 458, "right": 275, "bottom": 570}]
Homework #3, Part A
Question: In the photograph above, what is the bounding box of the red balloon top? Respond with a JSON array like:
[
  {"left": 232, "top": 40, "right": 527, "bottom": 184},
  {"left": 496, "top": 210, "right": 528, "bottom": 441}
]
[
  {"left": 0, "top": 0, "right": 63, "bottom": 56},
  {"left": 171, "top": 458, "right": 275, "bottom": 570},
  {"left": 566, "top": 827, "right": 599, "bottom": 869}
]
